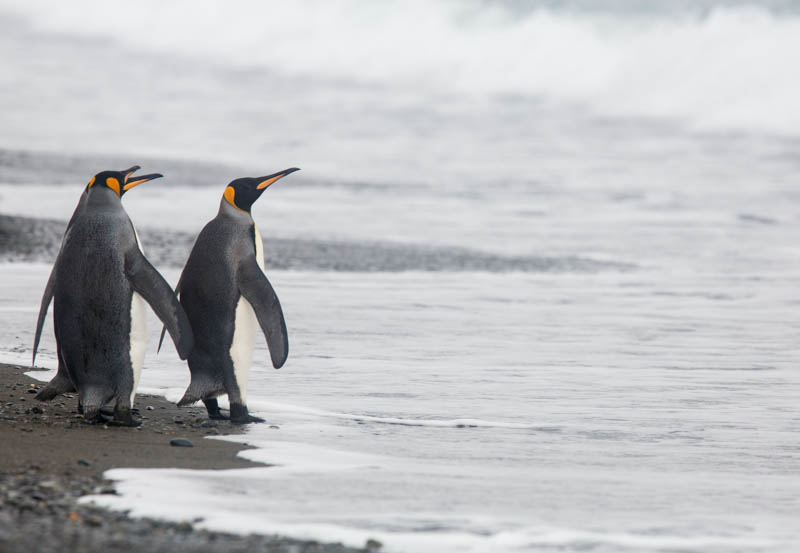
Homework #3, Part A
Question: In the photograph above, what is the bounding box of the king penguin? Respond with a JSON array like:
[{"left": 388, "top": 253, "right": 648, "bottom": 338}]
[
  {"left": 164, "top": 168, "right": 297, "bottom": 423},
  {"left": 34, "top": 167, "right": 194, "bottom": 426},
  {"left": 32, "top": 168, "right": 125, "bottom": 391}
]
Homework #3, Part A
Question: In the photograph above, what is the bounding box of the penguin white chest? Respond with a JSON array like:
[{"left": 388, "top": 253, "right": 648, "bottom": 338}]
[
  {"left": 229, "top": 224, "right": 265, "bottom": 402},
  {"left": 129, "top": 228, "right": 147, "bottom": 406},
  {"left": 129, "top": 292, "right": 147, "bottom": 405}
]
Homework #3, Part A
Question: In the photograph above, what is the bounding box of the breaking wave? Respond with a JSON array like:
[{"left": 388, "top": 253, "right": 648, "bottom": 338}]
[{"left": 2, "top": 0, "right": 800, "bottom": 135}]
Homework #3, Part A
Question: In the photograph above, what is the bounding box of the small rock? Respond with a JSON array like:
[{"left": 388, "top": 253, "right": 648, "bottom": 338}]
[
  {"left": 173, "top": 418, "right": 184, "bottom": 425},
  {"left": 200, "top": 420, "right": 217, "bottom": 428},
  {"left": 31, "top": 406, "right": 43, "bottom": 414},
  {"left": 170, "top": 438, "right": 193, "bottom": 447},
  {"left": 27, "top": 388, "right": 37, "bottom": 394},
  {"left": 77, "top": 459, "right": 91, "bottom": 467},
  {"left": 146, "top": 405, "right": 154, "bottom": 411},
  {"left": 84, "top": 515, "right": 103, "bottom": 527},
  {"left": 269, "top": 425, "right": 280, "bottom": 430},
  {"left": 366, "top": 538, "right": 383, "bottom": 550}
]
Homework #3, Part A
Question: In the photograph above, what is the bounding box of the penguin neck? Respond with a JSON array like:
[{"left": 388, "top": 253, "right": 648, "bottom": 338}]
[
  {"left": 86, "top": 186, "right": 123, "bottom": 210},
  {"left": 218, "top": 196, "right": 254, "bottom": 223}
]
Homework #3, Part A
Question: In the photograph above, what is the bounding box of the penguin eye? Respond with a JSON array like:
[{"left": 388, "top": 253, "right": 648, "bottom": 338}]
[
  {"left": 88, "top": 176, "right": 96, "bottom": 188},
  {"left": 105, "top": 177, "right": 121, "bottom": 196}
]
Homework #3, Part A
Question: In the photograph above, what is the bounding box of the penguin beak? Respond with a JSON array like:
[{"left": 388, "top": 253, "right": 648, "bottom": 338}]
[
  {"left": 256, "top": 167, "right": 300, "bottom": 190},
  {"left": 122, "top": 166, "right": 142, "bottom": 183},
  {"left": 123, "top": 173, "right": 163, "bottom": 191}
]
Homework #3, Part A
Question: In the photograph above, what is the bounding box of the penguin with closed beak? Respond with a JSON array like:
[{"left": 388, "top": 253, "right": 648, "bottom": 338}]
[
  {"left": 164, "top": 168, "right": 297, "bottom": 423},
  {"left": 35, "top": 167, "right": 193, "bottom": 426}
]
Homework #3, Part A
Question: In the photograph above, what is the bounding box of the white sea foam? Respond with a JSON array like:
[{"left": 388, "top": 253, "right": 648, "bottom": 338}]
[
  {"left": 84, "top": 467, "right": 785, "bottom": 553},
  {"left": 244, "top": 398, "right": 547, "bottom": 429},
  {"left": 4, "top": 241, "right": 800, "bottom": 552},
  {"left": 2, "top": 1, "right": 800, "bottom": 136}
]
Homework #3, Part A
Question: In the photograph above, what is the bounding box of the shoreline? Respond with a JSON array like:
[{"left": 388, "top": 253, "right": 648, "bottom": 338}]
[{"left": 0, "top": 362, "right": 374, "bottom": 553}]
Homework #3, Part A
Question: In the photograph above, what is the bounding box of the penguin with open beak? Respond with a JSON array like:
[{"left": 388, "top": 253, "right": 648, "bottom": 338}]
[{"left": 34, "top": 166, "right": 193, "bottom": 426}]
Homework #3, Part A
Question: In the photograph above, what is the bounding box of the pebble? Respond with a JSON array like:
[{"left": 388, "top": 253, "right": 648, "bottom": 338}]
[
  {"left": 169, "top": 438, "right": 193, "bottom": 447},
  {"left": 84, "top": 515, "right": 104, "bottom": 527},
  {"left": 77, "top": 459, "right": 91, "bottom": 467}
]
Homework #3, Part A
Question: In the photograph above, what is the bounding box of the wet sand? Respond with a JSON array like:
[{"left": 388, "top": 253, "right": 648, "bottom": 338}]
[{"left": 0, "top": 363, "right": 374, "bottom": 553}]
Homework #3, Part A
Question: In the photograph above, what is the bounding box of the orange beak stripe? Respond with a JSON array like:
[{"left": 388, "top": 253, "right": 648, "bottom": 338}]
[
  {"left": 257, "top": 173, "right": 289, "bottom": 190},
  {"left": 123, "top": 166, "right": 141, "bottom": 184},
  {"left": 123, "top": 178, "right": 148, "bottom": 191}
]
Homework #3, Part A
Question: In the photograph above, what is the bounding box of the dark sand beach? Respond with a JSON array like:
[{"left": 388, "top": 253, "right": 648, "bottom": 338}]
[{"left": 0, "top": 363, "right": 373, "bottom": 553}]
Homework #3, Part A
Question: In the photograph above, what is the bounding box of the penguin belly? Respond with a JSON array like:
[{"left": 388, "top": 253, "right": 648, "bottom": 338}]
[
  {"left": 230, "top": 297, "right": 257, "bottom": 403},
  {"left": 228, "top": 222, "right": 266, "bottom": 403},
  {"left": 128, "top": 226, "right": 147, "bottom": 406},
  {"left": 129, "top": 291, "right": 147, "bottom": 406}
]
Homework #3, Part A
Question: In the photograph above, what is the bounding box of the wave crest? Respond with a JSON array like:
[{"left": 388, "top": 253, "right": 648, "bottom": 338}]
[{"left": 2, "top": 1, "right": 799, "bottom": 134}]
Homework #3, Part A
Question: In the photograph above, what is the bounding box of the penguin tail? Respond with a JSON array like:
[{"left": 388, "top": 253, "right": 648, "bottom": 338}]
[
  {"left": 177, "top": 393, "right": 198, "bottom": 407},
  {"left": 35, "top": 371, "right": 75, "bottom": 401},
  {"left": 79, "top": 387, "right": 107, "bottom": 421},
  {"left": 177, "top": 374, "right": 218, "bottom": 407}
]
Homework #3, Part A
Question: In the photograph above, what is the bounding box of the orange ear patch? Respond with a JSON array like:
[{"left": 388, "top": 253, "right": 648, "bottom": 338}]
[
  {"left": 224, "top": 186, "right": 237, "bottom": 208},
  {"left": 106, "top": 177, "right": 121, "bottom": 196},
  {"left": 88, "top": 176, "right": 96, "bottom": 188}
]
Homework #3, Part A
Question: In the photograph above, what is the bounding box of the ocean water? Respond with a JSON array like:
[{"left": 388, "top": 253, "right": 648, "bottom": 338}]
[{"left": 2, "top": 1, "right": 800, "bottom": 552}]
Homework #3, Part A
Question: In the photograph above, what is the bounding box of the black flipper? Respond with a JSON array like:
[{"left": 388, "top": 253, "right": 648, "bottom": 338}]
[
  {"left": 157, "top": 274, "right": 182, "bottom": 354},
  {"left": 236, "top": 255, "right": 289, "bottom": 368},
  {"left": 125, "top": 249, "right": 194, "bottom": 359},
  {"left": 32, "top": 264, "right": 57, "bottom": 367}
]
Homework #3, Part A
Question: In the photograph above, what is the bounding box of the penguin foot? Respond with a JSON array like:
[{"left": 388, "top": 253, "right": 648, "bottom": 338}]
[
  {"left": 230, "top": 403, "right": 265, "bottom": 424},
  {"left": 231, "top": 414, "right": 265, "bottom": 424},
  {"left": 82, "top": 412, "right": 105, "bottom": 424},
  {"left": 106, "top": 417, "right": 142, "bottom": 428},
  {"left": 203, "top": 398, "right": 229, "bottom": 420},
  {"left": 107, "top": 406, "right": 142, "bottom": 427}
]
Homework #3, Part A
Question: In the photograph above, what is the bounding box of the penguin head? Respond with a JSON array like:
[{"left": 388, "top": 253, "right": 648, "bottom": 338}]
[
  {"left": 87, "top": 166, "right": 163, "bottom": 197},
  {"left": 222, "top": 167, "right": 300, "bottom": 213}
]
